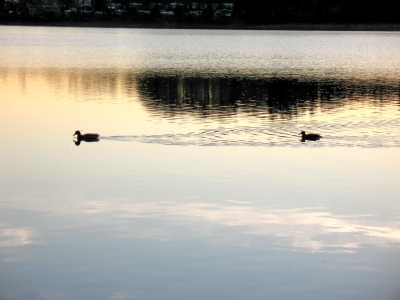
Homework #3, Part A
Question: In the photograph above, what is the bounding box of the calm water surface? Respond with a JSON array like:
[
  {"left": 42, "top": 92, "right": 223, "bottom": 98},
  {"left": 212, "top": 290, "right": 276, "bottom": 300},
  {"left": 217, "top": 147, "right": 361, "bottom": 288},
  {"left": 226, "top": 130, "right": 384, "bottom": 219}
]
[{"left": 1, "top": 26, "right": 400, "bottom": 300}]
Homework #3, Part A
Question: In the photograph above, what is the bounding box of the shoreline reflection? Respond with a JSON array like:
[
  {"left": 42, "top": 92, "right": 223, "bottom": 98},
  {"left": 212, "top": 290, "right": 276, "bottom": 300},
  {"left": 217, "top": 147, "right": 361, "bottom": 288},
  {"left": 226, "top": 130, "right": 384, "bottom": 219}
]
[
  {"left": 138, "top": 74, "right": 400, "bottom": 118},
  {"left": 3, "top": 67, "right": 400, "bottom": 147},
  {"left": 2, "top": 67, "right": 399, "bottom": 119}
]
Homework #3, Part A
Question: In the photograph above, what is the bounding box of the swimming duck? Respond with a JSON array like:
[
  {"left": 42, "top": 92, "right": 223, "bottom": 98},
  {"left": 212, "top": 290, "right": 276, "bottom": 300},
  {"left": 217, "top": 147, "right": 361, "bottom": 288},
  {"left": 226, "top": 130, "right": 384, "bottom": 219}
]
[
  {"left": 300, "top": 131, "right": 321, "bottom": 141},
  {"left": 73, "top": 130, "right": 99, "bottom": 142}
]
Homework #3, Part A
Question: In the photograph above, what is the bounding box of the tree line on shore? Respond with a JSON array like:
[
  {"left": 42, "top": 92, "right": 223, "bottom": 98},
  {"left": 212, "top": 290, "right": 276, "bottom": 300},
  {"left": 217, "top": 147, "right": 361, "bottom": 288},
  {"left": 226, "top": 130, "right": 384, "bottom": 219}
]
[
  {"left": 1, "top": 0, "right": 399, "bottom": 24},
  {"left": 238, "top": 0, "right": 400, "bottom": 24}
]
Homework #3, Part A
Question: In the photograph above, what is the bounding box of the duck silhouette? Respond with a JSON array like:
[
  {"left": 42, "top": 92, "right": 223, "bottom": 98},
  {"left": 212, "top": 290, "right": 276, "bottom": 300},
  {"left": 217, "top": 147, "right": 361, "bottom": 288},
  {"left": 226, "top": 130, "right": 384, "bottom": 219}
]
[
  {"left": 300, "top": 131, "right": 321, "bottom": 142},
  {"left": 73, "top": 130, "right": 99, "bottom": 146}
]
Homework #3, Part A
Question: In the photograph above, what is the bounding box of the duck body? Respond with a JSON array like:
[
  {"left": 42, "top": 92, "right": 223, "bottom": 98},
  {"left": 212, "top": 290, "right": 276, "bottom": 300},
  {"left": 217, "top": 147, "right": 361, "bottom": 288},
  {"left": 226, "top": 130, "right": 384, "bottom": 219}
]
[
  {"left": 300, "top": 131, "right": 321, "bottom": 141},
  {"left": 73, "top": 130, "right": 99, "bottom": 142}
]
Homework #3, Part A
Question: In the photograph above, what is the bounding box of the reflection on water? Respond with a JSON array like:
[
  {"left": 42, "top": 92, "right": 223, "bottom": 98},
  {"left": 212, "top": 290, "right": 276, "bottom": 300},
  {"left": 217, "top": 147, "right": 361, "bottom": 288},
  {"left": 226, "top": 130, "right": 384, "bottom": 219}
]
[
  {"left": 3, "top": 67, "right": 400, "bottom": 147},
  {"left": 73, "top": 139, "right": 99, "bottom": 146},
  {"left": 2, "top": 27, "right": 400, "bottom": 83},
  {"left": 101, "top": 119, "right": 400, "bottom": 147},
  {"left": 133, "top": 74, "right": 400, "bottom": 147},
  {"left": 0, "top": 226, "right": 34, "bottom": 249},
  {"left": 77, "top": 201, "right": 400, "bottom": 253},
  {"left": 2, "top": 197, "right": 400, "bottom": 254},
  {"left": 4, "top": 67, "right": 398, "bottom": 113},
  {"left": 1, "top": 27, "right": 400, "bottom": 300},
  {"left": 138, "top": 75, "right": 400, "bottom": 117}
]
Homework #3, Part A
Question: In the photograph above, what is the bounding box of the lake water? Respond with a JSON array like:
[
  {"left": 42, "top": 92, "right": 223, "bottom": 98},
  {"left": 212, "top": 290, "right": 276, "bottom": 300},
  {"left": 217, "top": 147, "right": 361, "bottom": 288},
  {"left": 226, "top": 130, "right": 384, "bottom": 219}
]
[{"left": 1, "top": 26, "right": 400, "bottom": 300}]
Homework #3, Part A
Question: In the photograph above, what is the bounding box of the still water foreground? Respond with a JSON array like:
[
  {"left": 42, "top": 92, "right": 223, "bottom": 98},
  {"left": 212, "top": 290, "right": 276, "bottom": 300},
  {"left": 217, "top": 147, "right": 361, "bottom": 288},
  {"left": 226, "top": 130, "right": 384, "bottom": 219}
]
[{"left": 1, "top": 26, "right": 400, "bottom": 300}]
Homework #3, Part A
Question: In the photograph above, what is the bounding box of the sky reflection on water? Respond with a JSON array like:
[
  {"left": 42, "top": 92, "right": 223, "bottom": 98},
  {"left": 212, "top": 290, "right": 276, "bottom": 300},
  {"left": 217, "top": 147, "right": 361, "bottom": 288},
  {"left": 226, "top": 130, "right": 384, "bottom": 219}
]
[
  {"left": 1, "top": 27, "right": 400, "bottom": 300},
  {"left": 4, "top": 197, "right": 399, "bottom": 253}
]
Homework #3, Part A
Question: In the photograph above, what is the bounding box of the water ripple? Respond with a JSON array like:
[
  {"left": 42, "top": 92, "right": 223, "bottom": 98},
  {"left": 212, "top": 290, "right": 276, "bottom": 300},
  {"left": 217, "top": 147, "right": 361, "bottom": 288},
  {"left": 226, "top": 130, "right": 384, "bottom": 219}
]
[{"left": 101, "top": 119, "right": 400, "bottom": 148}]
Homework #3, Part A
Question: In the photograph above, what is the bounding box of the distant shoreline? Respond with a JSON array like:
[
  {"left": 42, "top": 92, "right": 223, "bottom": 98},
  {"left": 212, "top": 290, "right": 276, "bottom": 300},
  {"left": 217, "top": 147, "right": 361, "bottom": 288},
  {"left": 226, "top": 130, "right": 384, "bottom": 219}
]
[{"left": 2, "top": 20, "right": 400, "bottom": 31}]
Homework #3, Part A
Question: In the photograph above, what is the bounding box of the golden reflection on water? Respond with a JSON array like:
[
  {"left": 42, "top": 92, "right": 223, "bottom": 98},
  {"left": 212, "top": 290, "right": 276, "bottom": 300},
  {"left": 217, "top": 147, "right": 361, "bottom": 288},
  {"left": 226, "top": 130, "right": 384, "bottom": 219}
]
[
  {"left": 1, "top": 67, "right": 400, "bottom": 255},
  {"left": 1, "top": 68, "right": 150, "bottom": 144},
  {"left": 2, "top": 67, "right": 399, "bottom": 147}
]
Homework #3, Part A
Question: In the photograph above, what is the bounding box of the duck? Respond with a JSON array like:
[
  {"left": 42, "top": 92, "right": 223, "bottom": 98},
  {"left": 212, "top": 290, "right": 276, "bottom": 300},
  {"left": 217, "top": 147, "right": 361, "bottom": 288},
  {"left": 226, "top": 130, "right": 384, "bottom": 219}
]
[
  {"left": 73, "top": 130, "right": 99, "bottom": 142},
  {"left": 300, "top": 131, "right": 321, "bottom": 141}
]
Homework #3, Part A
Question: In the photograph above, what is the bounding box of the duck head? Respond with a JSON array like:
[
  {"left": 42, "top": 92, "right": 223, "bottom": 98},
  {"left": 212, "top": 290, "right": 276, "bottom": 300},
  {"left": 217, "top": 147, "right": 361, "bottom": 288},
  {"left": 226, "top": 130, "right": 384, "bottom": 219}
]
[{"left": 73, "top": 130, "right": 81, "bottom": 137}]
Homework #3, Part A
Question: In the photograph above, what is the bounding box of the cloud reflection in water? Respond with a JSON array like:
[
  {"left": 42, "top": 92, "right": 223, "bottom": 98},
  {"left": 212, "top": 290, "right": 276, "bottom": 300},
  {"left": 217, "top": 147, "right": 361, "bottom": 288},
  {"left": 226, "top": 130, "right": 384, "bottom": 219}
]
[
  {"left": 5, "top": 194, "right": 399, "bottom": 255},
  {"left": 79, "top": 199, "right": 400, "bottom": 253},
  {"left": 0, "top": 224, "right": 36, "bottom": 262},
  {"left": 0, "top": 226, "right": 34, "bottom": 248}
]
